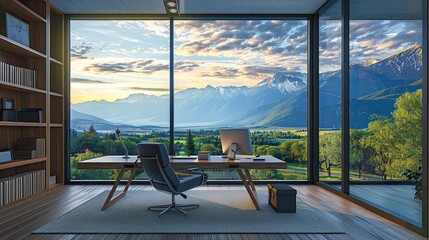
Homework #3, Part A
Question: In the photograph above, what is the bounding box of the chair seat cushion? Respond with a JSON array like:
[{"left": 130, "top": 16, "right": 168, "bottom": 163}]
[{"left": 175, "top": 172, "right": 206, "bottom": 192}]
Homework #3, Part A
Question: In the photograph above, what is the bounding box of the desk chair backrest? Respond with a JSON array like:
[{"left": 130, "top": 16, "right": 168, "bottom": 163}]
[{"left": 137, "top": 142, "right": 180, "bottom": 187}]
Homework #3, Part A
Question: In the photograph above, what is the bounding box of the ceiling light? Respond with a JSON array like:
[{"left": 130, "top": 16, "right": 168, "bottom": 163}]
[
  {"left": 164, "top": 0, "right": 179, "bottom": 15},
  {"left": 166, "top": 1, "right": 176, "bottom": 7}
]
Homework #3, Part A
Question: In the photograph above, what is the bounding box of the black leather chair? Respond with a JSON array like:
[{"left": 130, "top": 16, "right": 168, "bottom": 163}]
[{"left": 137, "top": 142, "right": 207, "bottom": 217}]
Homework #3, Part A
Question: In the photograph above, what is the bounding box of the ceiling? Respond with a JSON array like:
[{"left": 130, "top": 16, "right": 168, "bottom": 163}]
[
  {"left": 321, "top": 0, "right": 422, "bottom": 20},
  {"left": 50, "top": 0, "right": 328, "bottom": 15}
]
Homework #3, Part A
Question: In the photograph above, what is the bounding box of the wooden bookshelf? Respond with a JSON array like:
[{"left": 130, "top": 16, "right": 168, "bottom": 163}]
[
  {"left": 0, "top": 35, "right": 46, "bottom": 58},
  {"left": 0, "top": 121, "right": 47, "bottom": 127},
  {"left": 49, "top": 57, "right": 63, "bottom": 66},
  {"left": 0, "top": 0, "right": 65, "bottom": 206},
  {"left": 48, "top": 1, "right": 65, "bottom": 187},
  {"left": 0, "top": 0, "right": 46, "bottom": 23},
  {"left": 0, "top": 158, "right": 47, "bottom": 171},
  {"left": 0, "top": 81, "right": 47, "bottom": 94},
  {"left": 49, "top": 91, "right": 63, "bottom": 97}
]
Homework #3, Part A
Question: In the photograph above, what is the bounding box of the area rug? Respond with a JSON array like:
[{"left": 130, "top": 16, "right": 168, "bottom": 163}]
[{"left": 34, "top": 190, "right": 344, "bottom": 234}]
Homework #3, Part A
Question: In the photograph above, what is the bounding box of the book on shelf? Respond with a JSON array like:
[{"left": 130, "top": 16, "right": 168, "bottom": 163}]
[
  {"left": 13, "top": 138, "right": 45, "bottom": 160},
  {"left": 49, "top": 175, "right": 56, "bottom": 186},
  {"left": 0, "top": 170, "right": 46, "bottom": 206},
  {"left": 0, "top": 62, "right": 37, "bottom": 88}
]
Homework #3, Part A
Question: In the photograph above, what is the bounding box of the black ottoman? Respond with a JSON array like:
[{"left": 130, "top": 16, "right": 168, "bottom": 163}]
[{"left": 267, "top": 184, "right": 297, "bottom": 213}]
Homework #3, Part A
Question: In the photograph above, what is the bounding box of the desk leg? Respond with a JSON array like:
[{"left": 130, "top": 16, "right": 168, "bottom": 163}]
[
  {"left": 101, "top": 167, "right": 137, "bottom": 211},
  {"left": 237, "top": 168, "right": 260, "bottom": 210}
]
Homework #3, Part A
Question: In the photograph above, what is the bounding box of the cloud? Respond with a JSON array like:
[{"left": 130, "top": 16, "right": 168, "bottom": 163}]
[
  {"left": 319, "top": 20, "right": 421, "bottom": 71},
  {"left": 349, "top": 20, "right": 422, "bottom": 64},
  {"left": 126, "top": 87, "right": 169, "bottom": 92},
  {"left": 116, "top": 21, "right": 169, "bottom": 38},
  {"left": 175, "top": 60, "right": 201, "bottom": 72},
  {"left": 71, "top": 45, "right": 94, "bottom": 60},
  {"left": 241, "top": 66, "right": 291, "bottom": 78},
  {"left": 84, "top": 59, "right": 169, "bottom": 74},
  {"left": 71, "top": 78, "right": 112, "bottom": 84},
  {"left": 175, "top": 20, "right": 308, "bottom": 62},
  {"left": 198, "top": 66, "right": 240, "bottom": 79}
]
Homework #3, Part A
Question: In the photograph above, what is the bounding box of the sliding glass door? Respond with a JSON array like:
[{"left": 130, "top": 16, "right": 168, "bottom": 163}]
[
  {"left": 317, "top": 0, "right": 426, "bottom": 232},
  {"left": 348, "top": 0, "right": 423, "bottom": 227}
]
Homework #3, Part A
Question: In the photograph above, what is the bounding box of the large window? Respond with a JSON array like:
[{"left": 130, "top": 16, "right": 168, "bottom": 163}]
[
  {"left": 70, "top": 20, "right": 170, "bottom": 180},
  {"left": 69, "top": 19, "right": 309, "bottom": 181},
  {"left": 174, "top": 20, "right": 308, "bottom": 180},
  {"left": 318, "top": 1, "right": 342, "bottom": 189},
  {"left": 317, "top": 0, "right": 424, "bottom": 229},
  {"left": 348, "top": 0, "right": 423, "bottom": 227}
]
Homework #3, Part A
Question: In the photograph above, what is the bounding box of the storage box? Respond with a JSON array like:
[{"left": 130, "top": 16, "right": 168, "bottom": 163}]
[
  {"left": 267, "top": 183, "right": 297, "bottom": 213},
  {"left": 17, "top": 108, "right": 42, "bottom": 123},
  {"left": 0, "top": 109, "right": 16, "bottom": 121},
  {"left": 0, "top": 150, "right": 12, "bottom": 164},
  {"left": 198, "top": 151, "right": 210, "bottom": 160}
]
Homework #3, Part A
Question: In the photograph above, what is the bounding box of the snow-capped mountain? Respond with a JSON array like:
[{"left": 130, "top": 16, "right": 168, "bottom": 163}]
[
  {"left": 72, "top": 46, "right": 423, "bottom": 129},
  {"left": 255, "top": 72, "right": 307, "bottom": 94},
  {"left": 369, "top": 45, "right": 422, "bottom": 82}
]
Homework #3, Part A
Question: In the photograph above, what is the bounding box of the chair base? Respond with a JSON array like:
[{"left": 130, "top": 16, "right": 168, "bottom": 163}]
[{"left": 148, "top": 194, "right": 199, "bottom": 217}]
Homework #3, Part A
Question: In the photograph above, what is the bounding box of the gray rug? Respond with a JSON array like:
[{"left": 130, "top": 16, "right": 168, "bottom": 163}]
[{"left": 34, "top": 190, "right": 344, "bottom": 234}]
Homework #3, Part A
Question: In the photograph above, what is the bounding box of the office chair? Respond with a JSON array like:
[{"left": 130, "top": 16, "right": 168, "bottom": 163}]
[{"left": 137, "top": 142, "right": 207, "bottom": 217}]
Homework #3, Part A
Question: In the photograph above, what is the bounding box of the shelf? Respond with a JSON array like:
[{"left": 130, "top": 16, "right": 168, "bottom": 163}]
[
  {"left": 50, "top": 123, "right": 63, "bottom": 128},
  {"left": 0, "top": 121, "right": 47, "bottom": 127},
  {"left": 0, "top": 35, "right": 46, "bottom": 59},
  {"left": 49, "top": 91, "right": 63, "bottom": 97},
  {"left": 0, "top": 158, "right": 47, "bottom": 171},
  {"left": 0, "top": 81, "right": 46, "bottom": 94},
  {"left": 50, "top": 57, "right": 63, "bottom": 66},
  {"left": 0, "top": 0, "right": 47, "bottom": 23},
  {"left": 50, "top": 3, "right": 63, "bottom": 15}
]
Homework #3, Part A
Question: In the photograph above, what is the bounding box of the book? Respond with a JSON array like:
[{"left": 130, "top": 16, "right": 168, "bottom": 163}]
[{"left": 13, "top": 138, "right": 45, "bottom": 160}]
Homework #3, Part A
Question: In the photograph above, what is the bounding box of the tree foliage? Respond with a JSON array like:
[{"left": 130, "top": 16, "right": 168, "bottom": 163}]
[{"left": 185, "top": 129, "right": 195, "bottom": 156}]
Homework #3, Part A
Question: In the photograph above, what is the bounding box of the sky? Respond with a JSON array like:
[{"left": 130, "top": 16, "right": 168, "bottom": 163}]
[{"left": 70, "top": 19, "right": 422, "bottom": 103}]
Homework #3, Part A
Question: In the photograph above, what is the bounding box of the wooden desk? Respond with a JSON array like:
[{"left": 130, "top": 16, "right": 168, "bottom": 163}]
[{"left": 77, "top": 155, "right": 286, "bottom": 211}]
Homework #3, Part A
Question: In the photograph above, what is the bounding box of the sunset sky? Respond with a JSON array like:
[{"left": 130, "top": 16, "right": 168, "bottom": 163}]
[{"left": 70, "top": 20, "right": 421, "bottom": 103}]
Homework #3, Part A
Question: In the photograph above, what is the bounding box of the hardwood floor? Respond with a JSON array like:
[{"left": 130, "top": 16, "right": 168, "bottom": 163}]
[
  {"left": 350, "top": 185, "right": 422, "bottom": 226},
  {"left": 0, "top": 185, "right": 425, "bottom": 240}
]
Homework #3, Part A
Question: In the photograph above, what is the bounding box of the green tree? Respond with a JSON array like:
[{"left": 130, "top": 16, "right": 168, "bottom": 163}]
[
  {"left": 70, "top": 150, "right": 108, "bottom": 180},
  {"left": 319, "top": 132, "right": 341, "bottom": 177},
  {"left": 350, "top": 129, "right": 371, "bottom": 179},
  {"left": 392, "top": 90, "right": 422, "bottom": 175},
  {"left": 200, "top": 143, "right": 220, "bottom": 154},
  {"left": 185, "top": 129, "right": 195, "bottom": 156},
  {"left": 279, "top": 141, "right": 293, "bottom": 161},
  {"left": 291, "top": 141, "right": 306, "bottom": 166},
  {"left": 362, "top": 90, "right": 422, "bottom": 180}
]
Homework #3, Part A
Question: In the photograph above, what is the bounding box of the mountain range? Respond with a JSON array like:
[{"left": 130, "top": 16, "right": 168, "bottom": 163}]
[{"left": 72, "top": 45, "right": 422, "bottom": 130}]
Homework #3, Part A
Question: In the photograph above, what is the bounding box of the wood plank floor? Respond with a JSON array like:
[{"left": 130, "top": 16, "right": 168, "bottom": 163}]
[
  {"left": 0, "top": 185, "right": 425, "bottom": 240},
  {"left": 350, "top": 185, "right": 422, "bottom": 226}
]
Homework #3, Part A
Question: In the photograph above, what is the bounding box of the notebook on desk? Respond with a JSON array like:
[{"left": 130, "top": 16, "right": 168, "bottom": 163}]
[{"left": 238, "top": 156, "right": 266, "bottom": 161}]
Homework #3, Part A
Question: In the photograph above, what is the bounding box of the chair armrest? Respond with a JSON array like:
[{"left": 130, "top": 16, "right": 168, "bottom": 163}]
[{"left": 186, "top": 167, "right": 203, "bottom": 172}]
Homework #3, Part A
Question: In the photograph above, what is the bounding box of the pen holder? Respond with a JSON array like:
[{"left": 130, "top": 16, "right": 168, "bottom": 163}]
[{"left": 198, "top": 151, "right": 210, "bottom": 160}]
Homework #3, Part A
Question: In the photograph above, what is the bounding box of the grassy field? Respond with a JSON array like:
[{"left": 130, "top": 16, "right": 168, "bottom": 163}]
[
  {"left": 287, "top": 162, "right": 387, "bottom": 181},
  {"left": 280, "top": 171, "right": 307, "bottom": 180},
  {"left": 281, "top": 129, "right": 340, "bottom": 137}
]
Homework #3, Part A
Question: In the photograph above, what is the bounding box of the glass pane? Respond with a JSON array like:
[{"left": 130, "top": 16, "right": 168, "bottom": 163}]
[
  {"left": 70, "top": 20, "right": 170, "bottom": 180},
  {"left": 349, "top": 0, "right": 423, "bottom": 227},
  {"left": 319, "top": 0, "right": 342, "bottom": 190},
  {"left": 174, "top": 20, "right": 308, "bottom": 180}
]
